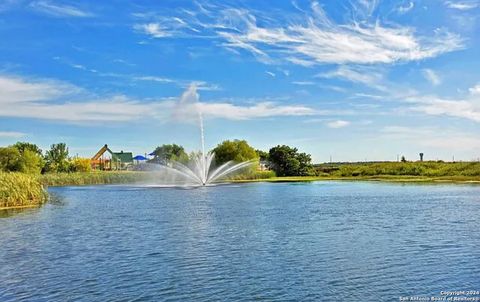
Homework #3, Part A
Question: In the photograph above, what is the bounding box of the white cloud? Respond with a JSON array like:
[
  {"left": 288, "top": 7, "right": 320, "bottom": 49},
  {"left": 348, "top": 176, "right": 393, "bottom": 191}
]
[
  {"left": 445, "top": 1, "right": 479, "bottom": 10},
  {"left": 405, "top": 88, "right": 480, "bottom": 122},
  {"left": 398, "top": 2, "right": 415, "bottom": 14},
  {"left": 469, "top": 83, "right": 480, "bottom": 95},
  {"left": 422, "top": 69, "right": 441, "bottom": 86},
  {"left": 265, "top": 71, "right": 276, "bottom": 77},
  {"left": 134, "top": 23, "right": 172, "bottom": 38},
  {"left": 327, "top": 120, "right": 350, "bottom": 128},
  {"left": 0, "top": 75, "right": 315, "bottom": 123},
  {"left": 199, "top": 102, "right": 314, "bottom": 120},
  {"left": 292, "top": 81, "right": 315, "bottom": 86},
  {"left": 30, "top": 1, "right": 93, "bottom": 18},
  {"left": 0, "top": 131, "right": 25, "bottom": 138},
  {"left": 134, "top": 2, "right": 464, "bottom": 66},
  {"left": 0, "top": 76, "right": 75, "bottom": 103},
  {"left": 317, "top": 66, "right": 384, "bottom": 89},
  {"left": 133, "top": 76, "right": 174, "bottom": 83}
]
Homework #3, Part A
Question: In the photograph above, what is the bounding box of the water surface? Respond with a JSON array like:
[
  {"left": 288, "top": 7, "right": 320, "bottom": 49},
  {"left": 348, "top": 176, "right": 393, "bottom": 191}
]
[{"left": 1, "top": 182, "right": 479, "bottom": 301}]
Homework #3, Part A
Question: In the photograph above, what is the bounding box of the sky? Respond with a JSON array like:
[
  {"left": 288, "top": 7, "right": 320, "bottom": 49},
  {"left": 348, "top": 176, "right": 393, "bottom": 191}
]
[{"left": 0, "top": 0, "right": 479, "bottom": 163}]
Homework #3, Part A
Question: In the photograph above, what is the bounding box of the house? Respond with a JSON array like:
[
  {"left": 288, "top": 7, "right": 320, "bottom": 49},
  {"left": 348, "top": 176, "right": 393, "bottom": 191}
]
[{"left": 91, "top": 144, "right": 133, "bottom": 170}]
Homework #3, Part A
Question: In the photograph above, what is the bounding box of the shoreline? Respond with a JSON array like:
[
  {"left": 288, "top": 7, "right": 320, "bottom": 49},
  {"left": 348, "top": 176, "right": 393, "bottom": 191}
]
[{"left": 232, "top": 175, "right": 480, "bottom": 184}]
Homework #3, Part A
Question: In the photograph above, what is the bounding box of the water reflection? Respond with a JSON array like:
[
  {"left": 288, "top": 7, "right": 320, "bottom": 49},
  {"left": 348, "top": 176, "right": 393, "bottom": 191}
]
[
  {"left": 0, "top": 206, "right": 41, "bottom": 218},
  {"left": 0, "top": 192, "right": 67, "bottom": 218}
]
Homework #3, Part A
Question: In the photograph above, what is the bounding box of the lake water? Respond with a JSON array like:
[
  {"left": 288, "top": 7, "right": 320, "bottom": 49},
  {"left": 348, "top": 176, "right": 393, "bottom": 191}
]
[{"left": 1, "top": 181, "right": 479, "bottom": 301}]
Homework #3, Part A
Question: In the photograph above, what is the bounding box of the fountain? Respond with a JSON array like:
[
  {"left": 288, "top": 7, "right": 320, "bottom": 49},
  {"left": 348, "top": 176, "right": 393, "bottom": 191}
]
[{"left": 149, "top": 85, "right": 255, "bottom": 186}]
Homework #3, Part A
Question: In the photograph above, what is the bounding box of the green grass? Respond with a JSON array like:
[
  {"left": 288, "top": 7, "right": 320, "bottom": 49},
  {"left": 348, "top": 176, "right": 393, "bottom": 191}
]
[
  {"left": 0, "top": 172, "right": 47, "bottom": 209},
  {"left": 39, "top": 171, "right": 148, "bottom": 186},
  {"left": 324, "top": 161, "right": 480, "bottom": 178},
  {"left": 235, "top": 162, "right": 480, "bottom": 184}
]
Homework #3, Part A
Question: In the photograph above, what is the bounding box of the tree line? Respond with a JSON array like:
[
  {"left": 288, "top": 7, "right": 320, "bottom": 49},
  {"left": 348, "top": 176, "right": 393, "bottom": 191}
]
[
  {"left": 0, "top": 142, "right": 91, "bottom": 174},
  {"left": 1, "top": 139, "right": 315, "bottom": 176},
  {"left": 151, "top": 140, "right": 314, "bottom": 177}
]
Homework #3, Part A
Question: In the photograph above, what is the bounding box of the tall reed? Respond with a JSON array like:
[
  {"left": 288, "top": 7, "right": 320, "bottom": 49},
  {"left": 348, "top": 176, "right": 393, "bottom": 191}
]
[{"left": 0, "top": 172, "right": 47, "bottom": 209}]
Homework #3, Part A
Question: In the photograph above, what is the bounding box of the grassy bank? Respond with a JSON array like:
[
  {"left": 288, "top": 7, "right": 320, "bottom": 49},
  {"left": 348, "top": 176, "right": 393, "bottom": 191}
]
[
  {"left": 235, "top": 162, "right": 480, "bottom": 184},
  {"left": 0, "top": 172, "right": 47, "bottom": 209},
  {"left": 235, "top": 175, "right": 480, "bottom": 184},
  {"left": 322, "top": 161, "right": 480, "bottom": 178},
  {"left": 1, "top": 171, "right": 150, "bottom": 210},
  {"left": 39, "top": 171, "right": 148, "bottom": 186}
]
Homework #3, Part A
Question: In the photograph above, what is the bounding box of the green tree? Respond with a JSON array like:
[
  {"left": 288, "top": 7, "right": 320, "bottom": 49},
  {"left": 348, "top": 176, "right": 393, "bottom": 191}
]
[
  {"left": 152, "top": 144, "right": 188, "bottom": 163},
  {"left": 0, "top": 146, "right": 43, "bottom": 173},
  {"left": 212, "top": 140, "right": 259, "bottom": 165},
  {"left": 19, "top": 149, "right": 43, "bottom": 174},
  {"left": 268, "top": 145, "right": 313, "bottom": 176},
  {"left": 0, "top": 147, "right": 22, "bottom": 172},
  {"left": 13, "top": 142, "right": 43, "bottom": 156},
  {"left": 45, "top": 143, "right": 70, "bottom": 172},
  {"left": 256, "top": 149, "right": 269, "bottom": 161}
]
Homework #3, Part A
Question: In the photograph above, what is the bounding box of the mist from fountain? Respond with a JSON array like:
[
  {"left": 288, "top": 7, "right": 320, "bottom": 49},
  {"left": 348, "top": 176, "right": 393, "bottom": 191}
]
[{"left": 149, "top": 85, "right": 255, "bottom": 186}]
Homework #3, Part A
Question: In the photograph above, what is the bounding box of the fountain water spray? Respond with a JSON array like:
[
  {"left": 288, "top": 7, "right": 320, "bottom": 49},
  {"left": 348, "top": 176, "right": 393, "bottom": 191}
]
[{"left": 152, "top": 85, "right": 254, "bottom": 186}]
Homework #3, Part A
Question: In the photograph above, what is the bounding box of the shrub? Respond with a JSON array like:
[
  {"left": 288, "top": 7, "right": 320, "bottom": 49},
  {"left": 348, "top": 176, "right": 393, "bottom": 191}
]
[{"left": 70, "top": 158, "right": 92, "bottom": 172}]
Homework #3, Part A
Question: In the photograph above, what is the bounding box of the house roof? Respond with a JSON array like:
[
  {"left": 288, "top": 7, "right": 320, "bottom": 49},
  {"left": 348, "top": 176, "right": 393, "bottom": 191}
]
[{"left": 112, "top": 152, "right": 133, "bottom": 163}]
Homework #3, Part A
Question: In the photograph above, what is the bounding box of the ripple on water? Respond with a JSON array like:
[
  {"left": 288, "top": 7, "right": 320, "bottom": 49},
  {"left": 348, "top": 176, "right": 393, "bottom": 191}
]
[{"left": 0, "top": 182, "right": 480, "bottom": 301}]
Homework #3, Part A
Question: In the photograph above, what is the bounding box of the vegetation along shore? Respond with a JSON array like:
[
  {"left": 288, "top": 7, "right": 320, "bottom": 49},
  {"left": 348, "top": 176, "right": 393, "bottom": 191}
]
[{"left": 1, "top": 139, "right": 479, "bottom": 209}]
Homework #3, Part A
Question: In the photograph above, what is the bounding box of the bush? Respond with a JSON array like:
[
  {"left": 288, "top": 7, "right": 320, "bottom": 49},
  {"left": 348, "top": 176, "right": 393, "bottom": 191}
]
[{"left": 70, "top": 158, "right": 92, "bottom": 172}]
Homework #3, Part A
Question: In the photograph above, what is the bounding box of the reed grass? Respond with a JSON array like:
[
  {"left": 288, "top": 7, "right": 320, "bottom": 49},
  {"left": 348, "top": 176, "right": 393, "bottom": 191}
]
[
  {"left": 0, "top": 172, "right": 47, "bottom": 209},
  {"left": 39, "top": 171, "right": 148, "bottom": 186}
]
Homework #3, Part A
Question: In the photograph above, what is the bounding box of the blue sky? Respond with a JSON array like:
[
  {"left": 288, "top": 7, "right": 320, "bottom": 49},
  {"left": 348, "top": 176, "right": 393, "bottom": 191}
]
[{"left": 0, "top": 0, "right": 479, "bottom": 162}]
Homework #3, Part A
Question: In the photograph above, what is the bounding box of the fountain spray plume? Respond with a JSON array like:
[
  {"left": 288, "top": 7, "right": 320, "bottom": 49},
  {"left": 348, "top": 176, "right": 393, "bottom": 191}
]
[{"left": 155, "top": 84, "right": 255, "bottom": 186}]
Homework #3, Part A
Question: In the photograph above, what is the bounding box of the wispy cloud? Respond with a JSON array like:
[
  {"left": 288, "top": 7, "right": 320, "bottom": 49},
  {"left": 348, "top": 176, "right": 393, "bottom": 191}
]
[
  {"left": 134, "top": 1, "right": 464, "bottom": 66},
  {"left": 326, "top": 120, "right": 350, "bottom": 128},
  {"left": 0, "top": 75, "right": 315, "bottom": 123},
  {"left": 397, "top": 1, "right": 415, "bottom": 14},
  {"left": 405, "top": 84, "right": 480, "bottom": 122},
  {"left": 133, "top": 23, "right": 172, "bottom": 38},
  {"left": 422, "top": 69, "right": 441, "bottom": 86},
  {"left": 0, "top": 131, "right": 25, "bottom": 138},
  {"left": 292, "top": 81, "right": 315, "bottom": 86},
  {"left": 30, "top": 1, "right": 93, "bottom": 18},
  {"left": 445, "top": 1, "right": 479, "bottom": 10},
  {"left": 265, "top": 71, "right": 276, "bottom": 77},
  {"left": 317, "top": 66, "right": 384, "bottom": 89}
]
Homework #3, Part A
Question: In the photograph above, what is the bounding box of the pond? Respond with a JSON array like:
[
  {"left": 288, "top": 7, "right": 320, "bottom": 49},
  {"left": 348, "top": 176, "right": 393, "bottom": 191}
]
[{"left": 1, "top": 181, "right": 479, "bottom": 301}]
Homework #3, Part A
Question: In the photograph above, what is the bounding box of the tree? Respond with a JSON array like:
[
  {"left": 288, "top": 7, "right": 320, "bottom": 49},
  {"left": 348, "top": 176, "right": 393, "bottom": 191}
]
[
  {"left": 13, "top": 142, "right": 42, "bottom": 156},
  {"left": 212, "top": 140, "right": 259, "bottom": 166},
  {"left": 401, "top": 156, "right": 407, "bottom": 163},
  {"left": 151, "top": 144, "right": 188, "bottom": 163},
  {"left": 268, "top": 145, "right": 313, "bottom": 176},
  {"left": 256, "top": 149, "right": 269, "bottom": 161},
  {"left": 45, "top": 143, "right": 70, "bottom": 172},
  {"left": 0, "top": 147, "right": 22, "bottom": 172},
  {"left": 19, "top": 149, "right": 43, "bottom": 174}
]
